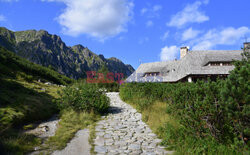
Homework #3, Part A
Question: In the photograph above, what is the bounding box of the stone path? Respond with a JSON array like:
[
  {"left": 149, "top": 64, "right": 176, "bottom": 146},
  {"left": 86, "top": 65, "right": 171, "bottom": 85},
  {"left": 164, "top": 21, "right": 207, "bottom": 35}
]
[
  {"left": 53, "top": 129, "right": 91, "bottom": 155},
  {"left": 94, "top": 92, "right": 173, "bottom": 155}
]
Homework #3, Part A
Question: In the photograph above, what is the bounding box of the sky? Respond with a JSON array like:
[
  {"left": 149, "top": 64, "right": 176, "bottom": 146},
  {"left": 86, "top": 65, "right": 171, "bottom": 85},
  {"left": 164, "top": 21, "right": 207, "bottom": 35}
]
[{"left": 0, "top": 0, "right": 250, "bottom": 69}]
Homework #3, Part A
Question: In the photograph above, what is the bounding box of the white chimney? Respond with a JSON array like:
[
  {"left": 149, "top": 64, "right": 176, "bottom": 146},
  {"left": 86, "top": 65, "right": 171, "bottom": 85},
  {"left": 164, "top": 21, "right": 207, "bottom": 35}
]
[{"left": 180, "top": 47, "right": 189, "bottom": 59}]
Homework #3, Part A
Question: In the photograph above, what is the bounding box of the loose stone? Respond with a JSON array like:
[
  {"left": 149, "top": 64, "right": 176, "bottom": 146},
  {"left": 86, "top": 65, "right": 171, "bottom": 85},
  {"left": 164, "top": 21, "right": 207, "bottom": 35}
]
[{"left": 94, "top": 146, "right": 107, "bottom": 153}]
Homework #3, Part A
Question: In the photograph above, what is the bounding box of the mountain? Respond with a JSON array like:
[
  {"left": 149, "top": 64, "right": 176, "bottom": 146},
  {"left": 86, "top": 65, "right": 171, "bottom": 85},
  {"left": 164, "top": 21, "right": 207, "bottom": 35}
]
[
  {"left": 0, "top": 46, "right": 73, "bottom": 85},
  {"left": 0, "top": 27, "right": 134, "bottom": 79}
]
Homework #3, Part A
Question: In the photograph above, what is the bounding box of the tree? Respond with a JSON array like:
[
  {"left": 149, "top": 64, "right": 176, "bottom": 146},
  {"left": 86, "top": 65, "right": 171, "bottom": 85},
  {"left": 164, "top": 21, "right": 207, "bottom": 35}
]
[{"left": 220, "top": 44, "right": 250, "bottom": 146}]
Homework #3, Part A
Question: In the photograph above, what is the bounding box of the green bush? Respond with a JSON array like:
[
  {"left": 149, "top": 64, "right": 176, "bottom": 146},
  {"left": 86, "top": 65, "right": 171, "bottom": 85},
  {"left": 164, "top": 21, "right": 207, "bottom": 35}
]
[
  {"left": 120, "top": 54, "right": 250, "bottom": 154},
  {"left": 95, "top": 82, "right": 120, "bottom": 92},
  {"left": 220, "top": 53, "right": 250, "bottom": 147},
  {"left": 57, "top": 82, "right": 110, "bottom": 113}
]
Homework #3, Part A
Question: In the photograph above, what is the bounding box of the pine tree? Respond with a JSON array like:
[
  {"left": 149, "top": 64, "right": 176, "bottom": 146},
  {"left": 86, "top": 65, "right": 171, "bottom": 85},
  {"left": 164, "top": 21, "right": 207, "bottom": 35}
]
[{"left": 220, "top": 45, "right": 250, "bottom": 146}]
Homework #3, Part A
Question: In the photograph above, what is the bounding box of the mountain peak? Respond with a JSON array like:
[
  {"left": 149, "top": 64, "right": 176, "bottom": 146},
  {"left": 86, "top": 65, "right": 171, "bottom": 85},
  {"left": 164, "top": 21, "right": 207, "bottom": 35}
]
[
  {"left": 108, "top": 57, "right": 122, "bottom": 63},
  {"left": 72, "top": 44, "right": 86, "bottom": 50},
  {"left": 0, "top": 27, "right": 135, "bottom": 79}
]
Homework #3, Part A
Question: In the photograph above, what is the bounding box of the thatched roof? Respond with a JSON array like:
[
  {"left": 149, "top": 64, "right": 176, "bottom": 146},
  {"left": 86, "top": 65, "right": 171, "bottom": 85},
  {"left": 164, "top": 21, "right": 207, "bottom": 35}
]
[{"left": 126, "top": 50, "right": 243, "bottom": 82}]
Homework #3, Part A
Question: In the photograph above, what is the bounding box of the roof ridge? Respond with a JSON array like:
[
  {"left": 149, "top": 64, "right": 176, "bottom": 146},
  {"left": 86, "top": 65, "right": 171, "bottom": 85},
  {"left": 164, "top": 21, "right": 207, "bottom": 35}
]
[
  {"left": 140, "top": 60, "right": 179, "bottom": 65},
  {"left": 190, "top": 50, "right": 242, "bottom": 52}
]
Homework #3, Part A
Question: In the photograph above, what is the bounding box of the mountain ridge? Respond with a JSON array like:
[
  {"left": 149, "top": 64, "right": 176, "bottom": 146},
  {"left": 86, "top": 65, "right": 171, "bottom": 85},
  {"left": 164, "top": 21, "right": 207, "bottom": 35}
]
[{"left": 0, "top": 27, "right": 135, "bottom": 79}]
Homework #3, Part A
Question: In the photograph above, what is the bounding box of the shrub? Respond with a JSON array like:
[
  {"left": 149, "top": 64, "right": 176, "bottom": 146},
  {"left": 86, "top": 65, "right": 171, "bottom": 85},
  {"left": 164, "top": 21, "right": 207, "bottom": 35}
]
[
  {"left": 220, "top": 53, "right": 250, "bottom": 147},
  {"left": 120, "top": 57, "right": 250, "bottom": 154},
  {"left": 95, "top": 82, "right": 120, "bottom": 92},
  {"left": 57, "top": 82, "right": 110, "bottom": 113}
]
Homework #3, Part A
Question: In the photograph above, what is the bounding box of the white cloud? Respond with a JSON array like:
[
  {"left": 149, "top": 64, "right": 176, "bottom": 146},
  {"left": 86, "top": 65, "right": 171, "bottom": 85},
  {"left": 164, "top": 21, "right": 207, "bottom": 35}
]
[
  {"left": 160, "top": 45, "right": 179, "bottom": 61},
  {"left": 167, "top": 0, "right": 209, "bottom": 28},
  {"left": 0, "top": 15, "right": 6, "bottom": 21},
  {"left": 141, "top": 4, "right": 162, "bottom": 18},
  {"left": 191, "top": 27, "right": 250, "bottom": 50},
  {"left": 161, "top": 31, "right": 169, "bottom": 41},
  {"left": 182, "top": 27, "right": 201, "bottom": 41},
  {"left": 146, "top": 20, "right": 153, "bottom": 27},
  {"left": 43, "top": 0, "right": 134, "bottom": 40}
]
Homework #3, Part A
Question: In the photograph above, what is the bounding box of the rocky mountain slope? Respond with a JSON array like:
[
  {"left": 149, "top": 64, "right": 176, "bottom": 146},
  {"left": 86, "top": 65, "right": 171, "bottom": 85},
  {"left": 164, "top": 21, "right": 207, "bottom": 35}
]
[{"left": 0, "top": 27, "right": 134, "bottom": 79}]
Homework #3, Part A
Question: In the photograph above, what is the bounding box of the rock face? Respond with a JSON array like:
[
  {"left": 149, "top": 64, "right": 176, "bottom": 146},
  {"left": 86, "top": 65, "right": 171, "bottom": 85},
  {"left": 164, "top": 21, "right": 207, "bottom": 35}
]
[
  {"left": 94, "top": 92, "right": 174, "bottom": 154},
  {"left": 0, "top": 27, "right": 135, "bottom": 79}
]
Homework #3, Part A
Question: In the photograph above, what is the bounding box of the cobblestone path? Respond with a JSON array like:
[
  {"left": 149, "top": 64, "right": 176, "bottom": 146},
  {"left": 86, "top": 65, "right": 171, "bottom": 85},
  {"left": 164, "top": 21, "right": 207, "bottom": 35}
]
[{"left": 93, "top": 92, "right": 173, "bottom": 155}]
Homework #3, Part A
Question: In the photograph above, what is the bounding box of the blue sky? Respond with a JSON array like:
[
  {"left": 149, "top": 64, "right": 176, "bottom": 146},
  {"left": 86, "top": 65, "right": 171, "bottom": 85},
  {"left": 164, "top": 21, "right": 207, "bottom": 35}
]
[{"left": 0, "top": 0, "right": 250, "bottom": 69}]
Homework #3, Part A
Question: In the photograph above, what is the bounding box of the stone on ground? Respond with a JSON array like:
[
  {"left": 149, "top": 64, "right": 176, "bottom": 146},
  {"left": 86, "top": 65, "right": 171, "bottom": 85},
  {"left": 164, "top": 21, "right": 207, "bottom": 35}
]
[{"left": 93, "top": 92, "right": 173, "bottom": 155}]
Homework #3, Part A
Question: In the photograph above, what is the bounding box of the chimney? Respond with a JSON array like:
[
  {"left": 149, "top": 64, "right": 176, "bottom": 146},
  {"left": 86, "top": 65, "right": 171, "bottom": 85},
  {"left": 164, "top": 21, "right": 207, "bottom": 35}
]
[
  {"left": 180, "top": 47, "right": 189, "bottom": 59},
  {"left": 243, "top": 42, "right": 250, "bottom": 49}
]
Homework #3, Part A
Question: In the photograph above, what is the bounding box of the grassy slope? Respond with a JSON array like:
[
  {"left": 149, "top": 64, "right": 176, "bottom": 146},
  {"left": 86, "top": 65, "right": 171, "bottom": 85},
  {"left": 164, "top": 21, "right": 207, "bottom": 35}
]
[
  {"left": 0, "top": 46, "right": 73, "bottom": 154},
  {"left": 0, "top": 46, "right": 73, "bottom": 86},
  {"left": 0, "top": 80, "right": 60, "bottom": 154},
  {"left": 0, "top": 46, "right": 111, "bottom": 154}
]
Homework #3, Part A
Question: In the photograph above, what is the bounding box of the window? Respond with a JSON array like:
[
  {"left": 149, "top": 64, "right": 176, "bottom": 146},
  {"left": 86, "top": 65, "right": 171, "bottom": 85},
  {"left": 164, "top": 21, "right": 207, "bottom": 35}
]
[
  {"left": 210, "top": 62, "right": 220, "bottom": 66},
  {"left": 144, "top": 72, "right": 160, "bottom": 77},
  {"left": 223, "top": 62, "right": 232, "bottom": 66},
  {"left": 207, "top": 62, "right": 232, "bottom": 66}
]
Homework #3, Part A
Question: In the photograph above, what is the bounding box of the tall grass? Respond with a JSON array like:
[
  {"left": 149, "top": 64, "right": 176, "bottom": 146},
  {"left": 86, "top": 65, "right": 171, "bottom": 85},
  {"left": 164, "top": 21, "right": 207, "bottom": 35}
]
[
  {"left": 45, "top": 109, "right": 99, "bottom": 151},
  {"left": 0, "top": 130, "right": 42, "bottom": 154}
]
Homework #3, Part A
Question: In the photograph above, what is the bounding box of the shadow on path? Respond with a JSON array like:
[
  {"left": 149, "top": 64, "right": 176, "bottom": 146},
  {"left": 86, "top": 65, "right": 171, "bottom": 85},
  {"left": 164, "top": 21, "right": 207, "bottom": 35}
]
[{"left": 108, "top": 106, "right": 123, "bottom": 114}]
